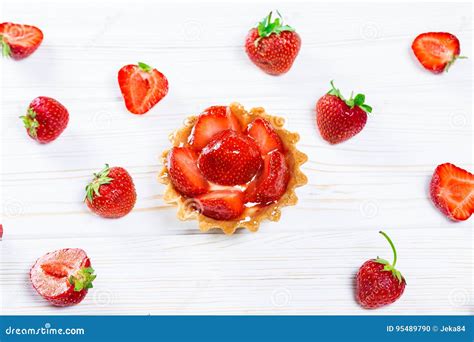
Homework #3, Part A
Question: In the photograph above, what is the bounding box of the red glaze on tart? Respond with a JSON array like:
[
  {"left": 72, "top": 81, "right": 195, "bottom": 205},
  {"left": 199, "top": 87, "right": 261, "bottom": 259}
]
[{"left": 159, "top": 102, "right": 307, "bottom": 234}]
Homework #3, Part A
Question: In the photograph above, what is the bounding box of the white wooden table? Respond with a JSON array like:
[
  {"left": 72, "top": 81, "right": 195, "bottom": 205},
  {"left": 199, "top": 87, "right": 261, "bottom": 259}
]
[{"left": 1, "top": 0, "right": 472, "bottom": 315}]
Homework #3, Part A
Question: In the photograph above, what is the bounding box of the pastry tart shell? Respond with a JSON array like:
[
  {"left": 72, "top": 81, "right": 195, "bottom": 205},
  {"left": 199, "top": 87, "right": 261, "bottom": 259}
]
[{"left": 158, "top": 102, "right": 308, "bottom": 234}]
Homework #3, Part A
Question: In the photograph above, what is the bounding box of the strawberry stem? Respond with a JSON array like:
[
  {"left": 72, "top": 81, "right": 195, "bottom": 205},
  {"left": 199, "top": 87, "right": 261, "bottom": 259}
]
[
  {"left": 85, "top": 164, "right": 114, "bottom": 203},
  {"left": 254, "top": 11, "right": 295, "bottom": 46},
  {"left": 379, "top": 230, "right": 397, "bottom": 267},
  {"left": 375, "top": 230, "right": 404, "bottom": 283}
]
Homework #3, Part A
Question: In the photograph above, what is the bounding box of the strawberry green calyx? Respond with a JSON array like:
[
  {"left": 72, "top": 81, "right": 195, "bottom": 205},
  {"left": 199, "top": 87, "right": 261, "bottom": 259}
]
[
  {"left": 327, "top": 80, "right": 373, "bottom": 114},
  {"left": 20, "top": 108, "right": 40, "bottom": 138},
  {"left": 69, "top": 267, "right": 96, "bottom": 292},
  {"left": 85, "top": 164, "right": 114, "bottom": 203},
  {"left": 375, "top": 231, "right": 404, "bottom": 283},
  {"left": 0, "top": 35, "right": 11, "bottom": 57},
  {"left": 138, "top": 62, "right": 153, "bottom": 73},
  {"left": 445, "top": 55, "right": 468, "bottom": 72},
  {"left": 255, "top": 11, "right": 295, "bottom": 46}
]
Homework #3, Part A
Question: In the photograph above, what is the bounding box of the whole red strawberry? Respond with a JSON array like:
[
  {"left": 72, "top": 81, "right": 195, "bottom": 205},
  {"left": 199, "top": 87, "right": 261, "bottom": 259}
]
[
  {"left": 245, "top": 11, "right": 301, "bottom": 75},
  {"left": 316, "top": 81, "right": 372, "bottom": 144},
  {"left": 430, "top": 163, "right": 474, "bottom": 221},
  {"left": 118, "top": 62, "right": 168, "bottom": 115},
  {"left": 30, "top": 248, "right": 96, "bottom": 307},
  {"left": 356, "top": 231, "right": 406, "bottom": 309},
  {"left": 20, "top": 96, "right": 69, "bottom": 143},
  {"left": 85, "top": 164, "right": 137, "bottom": 218},
  {"left": 0, "top": 22, "right": 43, "bottom": 60},
  {"left": 412, "top": 32, "right": 466, "bottom": 74},
  {"left": 198, "top": 129, "right": 262, "bottom": 185}
]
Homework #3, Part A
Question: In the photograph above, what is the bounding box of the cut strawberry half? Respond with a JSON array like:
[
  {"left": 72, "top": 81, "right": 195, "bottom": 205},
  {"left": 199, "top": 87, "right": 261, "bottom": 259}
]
[
  {"left": 0, "top": 22, "right": 43, "bottom": 60},
  {"left": 245, "top": 150, "right": 290, "bottom": 204},
  {"left": 167, "top": 147, "right": 210, "bottom": 197},
  {"left": 412, "top": 32, "right": 464, "bottom": 74},
  {"left": 118, "top": 62, "right": 168, "bottom": 115},
  {"left": 188, "top": 106, "right": 242, "bottom": 150},
  {"left": 246, "top": 118, "right": 284, "bottom": 154},
  {"left": 198, "top": 129, "right": 262, "bottom": 186},
  {"left": 430, "top": 163, "right": 474, "bottom": 221},
  {"left": 195, "top": 190, "right": 245, "bottom": 220},
  {"left": 30, "top": 248, "right": 96, "bottom": 307}
]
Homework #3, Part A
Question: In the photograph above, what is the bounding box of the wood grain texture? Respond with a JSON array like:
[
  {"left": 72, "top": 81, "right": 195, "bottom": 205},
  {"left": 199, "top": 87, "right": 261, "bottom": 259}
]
[{"left": 1, "top": 0, "right": 473, "bottom": 315}]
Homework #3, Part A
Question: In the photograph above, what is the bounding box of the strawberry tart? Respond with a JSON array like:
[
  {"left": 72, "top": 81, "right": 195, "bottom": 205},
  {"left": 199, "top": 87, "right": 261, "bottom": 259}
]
[{"left": 159, "top": 103, "right": 307, "bottom": 234}]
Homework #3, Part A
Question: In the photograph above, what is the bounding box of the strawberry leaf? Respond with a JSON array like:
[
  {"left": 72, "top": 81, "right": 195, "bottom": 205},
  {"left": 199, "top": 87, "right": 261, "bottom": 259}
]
[
  {"left": 69, "top": 267, "right": 96, "bottom": 292},
  {"left": 19, "top": 108, "right": 40, "bottom": 138},
  {"left": 327, "top": 81, "right": 373, "bottom": 113},
  {"left": 354, "top": 94, "right": 365, "bottom": 106},
  {"left": 255, "top": 11, "right": 295, "bottom": 43},
  {"left": 0, "top": 35, "right": 11, "bottom": 58},
  {"left": 327, "top": 80, "right": 344, "bottom": 99},
  {"left": 138, "top": 62, "right": 153, "bottom": 73},
  {"left": 85, "top": 164, "right": 114, "bottom": 202},
  {"left": 359, "top": 104, "right": 373, "bottom": 113},
  {"left": 444, "top": 55, "right": 468, "bottom": 73},
  {"left": 375, "top": 258, "right": 389, "bottom": 265}
]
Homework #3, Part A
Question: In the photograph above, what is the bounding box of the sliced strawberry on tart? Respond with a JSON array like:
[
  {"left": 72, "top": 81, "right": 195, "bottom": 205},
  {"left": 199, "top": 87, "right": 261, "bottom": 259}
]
[{"left": 159, "top": 102, "right": 307, "bottom": 234}]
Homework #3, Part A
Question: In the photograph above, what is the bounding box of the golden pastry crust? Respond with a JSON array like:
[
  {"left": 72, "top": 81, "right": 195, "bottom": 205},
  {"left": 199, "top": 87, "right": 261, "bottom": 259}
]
[{"left": 158, "top": 102, "right": 308, "bottom": 234}]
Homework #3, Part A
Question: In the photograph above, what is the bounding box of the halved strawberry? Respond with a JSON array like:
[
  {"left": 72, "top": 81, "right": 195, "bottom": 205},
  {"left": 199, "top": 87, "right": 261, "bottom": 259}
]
[
  {"left": 167, "top": 147, "right": 209, "bottom": 197},
  {"left": 195, "top": 190, "right": 244, "bottom": 220},
  {"left": 198, "top": 129, "right": 262, "bottom": 186},
  {"left": 0, "top": 22, "right": 43, "bottom": 60},
  {"left": 412, "top": 32, "right": 464, "bottom": 74},
  {"left": 245, "top": 150, "right": 290, "bottom": 204},
  {"left": 30, "top": 248, "right": 96, "bottom": 307},
  {"left": 246, "top": 118, "right": 284, "bottom": 154},
  {"left": 430, "top": 163, "right": 474, "bottom": 221},
  {"left": 188, "top": 106, "right": 241, "bottom": 150},
  {"left": 118, "top": 62, "right": 168, "bottom": 115},
  {"left": 0, "top": 224, "right": 3, "bottom": 240}
]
